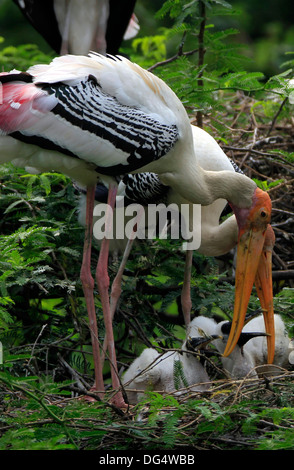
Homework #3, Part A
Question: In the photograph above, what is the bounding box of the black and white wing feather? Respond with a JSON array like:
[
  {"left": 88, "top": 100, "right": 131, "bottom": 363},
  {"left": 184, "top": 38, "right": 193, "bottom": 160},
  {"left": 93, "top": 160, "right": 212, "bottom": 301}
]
[
  {"left": 2, "top": 54, "right": 181, "bottom": 179},
  {"left": 122, "top": 172, "right": 168, "bottom": 204},
  {"left": 43, "top": 76, "right": 179, "bottom": 176}
]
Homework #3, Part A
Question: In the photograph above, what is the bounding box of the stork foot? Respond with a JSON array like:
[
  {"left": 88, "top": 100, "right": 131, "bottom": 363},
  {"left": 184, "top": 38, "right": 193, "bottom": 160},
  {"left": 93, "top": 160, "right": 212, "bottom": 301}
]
[
  {"left": 110, "top": 394, "right": 129, "bottom": 409},
  {"left": 77, "top": 384, "right": 105, "bottom": 403}
]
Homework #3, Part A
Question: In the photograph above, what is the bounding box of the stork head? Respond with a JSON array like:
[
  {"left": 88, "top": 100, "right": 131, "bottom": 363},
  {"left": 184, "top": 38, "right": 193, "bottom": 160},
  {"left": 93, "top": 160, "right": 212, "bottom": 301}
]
[{"left": 223, "top": 188, "right": 275, "bottom": 363}]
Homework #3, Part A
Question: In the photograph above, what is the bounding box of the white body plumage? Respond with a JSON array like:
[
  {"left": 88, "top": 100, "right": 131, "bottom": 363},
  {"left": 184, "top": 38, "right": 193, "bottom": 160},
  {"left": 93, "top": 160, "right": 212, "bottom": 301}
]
[
  {"left": 242, "top": 314, "right": 292, "bottom": 376},
  {"left": 122, "top": 328, "right": 214, "bottom": 405}
]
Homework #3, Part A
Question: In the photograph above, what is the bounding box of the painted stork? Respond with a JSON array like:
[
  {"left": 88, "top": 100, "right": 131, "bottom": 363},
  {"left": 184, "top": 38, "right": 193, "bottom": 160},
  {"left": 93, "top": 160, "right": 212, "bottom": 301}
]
[
  {"left": 0, "top": 53, "right": 274, "bottom": 407},
  {"left": 122, "top": 328, "right": 220, "bottom": 404},
  {"left": 13, "top": 0, "right": 138, "bottom": 55},
  {"left": 77, "top": 124, "right": 275, "bottom": 365},
  {"left": 190, "top": 314, "right": 292, "bottom": 378}
]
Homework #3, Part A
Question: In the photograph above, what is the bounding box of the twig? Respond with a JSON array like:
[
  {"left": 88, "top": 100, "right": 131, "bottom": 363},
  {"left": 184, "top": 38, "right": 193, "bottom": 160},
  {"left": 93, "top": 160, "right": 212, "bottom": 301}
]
[
  {"left": 267, "top": 178, "right": 294, "bottom": 193},
  {"left": 27, "top": 324, "right": 47, "bottom": 370},
  {"left": 0, "top": 375, "right": 64, "bottom": 425},
  {"left": 148, "top": 47, "right": 199, "bottom": 72},
  {"left": 222, "top": 145, "right": 294, "bottom": 168},
  {"left": 148, "top": 32, "right": 199, "bottom": 72},
  {"left": 272, "top": 270, "right": 294, "bottom": 280},
  {"left": 267, "top": 97, "right": 288, "bottom": 136},
  {"left": 57, "top": 353, "right": 92, "bottom": 391}
]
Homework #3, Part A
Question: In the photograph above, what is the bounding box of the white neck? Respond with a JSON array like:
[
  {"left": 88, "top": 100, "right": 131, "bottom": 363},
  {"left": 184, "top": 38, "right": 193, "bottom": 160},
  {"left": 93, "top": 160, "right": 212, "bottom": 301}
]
[
  {"left": 159, "top": 161, "right": 256, "bottom": 209},
  {"left": 198, "top": 214, "right": 238, "bottom": 256}
]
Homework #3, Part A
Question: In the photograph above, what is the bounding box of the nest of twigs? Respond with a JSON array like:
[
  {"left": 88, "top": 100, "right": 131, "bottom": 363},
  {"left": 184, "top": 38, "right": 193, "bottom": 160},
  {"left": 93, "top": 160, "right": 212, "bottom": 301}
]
[{"left": 95, "top": 369, "right": 294, "bottom": 451}]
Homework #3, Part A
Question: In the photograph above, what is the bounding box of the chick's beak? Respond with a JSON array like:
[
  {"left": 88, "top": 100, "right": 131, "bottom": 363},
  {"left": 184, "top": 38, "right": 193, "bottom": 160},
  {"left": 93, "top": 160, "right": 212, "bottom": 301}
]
[
  {"left": 187, "top": 335, "right": 221, "bottom": 351},
  {"left": 223, "top": 188, "right": 274, "bottom": 359}
]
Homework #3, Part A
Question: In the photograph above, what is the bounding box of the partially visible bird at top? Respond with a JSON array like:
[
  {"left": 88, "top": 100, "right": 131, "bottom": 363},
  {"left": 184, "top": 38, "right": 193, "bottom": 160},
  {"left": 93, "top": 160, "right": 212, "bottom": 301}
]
[
  {"left": 13, "top": 0, "right": 139, "bottom": 55},
  {"left": 0, "top": 53, "right": 275, "bottom": 407}
]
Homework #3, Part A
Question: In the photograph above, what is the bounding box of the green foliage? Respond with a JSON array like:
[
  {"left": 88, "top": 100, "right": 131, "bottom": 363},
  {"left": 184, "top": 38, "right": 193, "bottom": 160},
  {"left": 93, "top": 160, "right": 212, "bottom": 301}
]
[
  {"left": 156, "top": 0, "right": 233, "bottom": 24},
  {"left": 0, "top": 38, "right": 53, "bottom": 71},
  {"left": 258, "top": 429, "right": 294, "bottom": 450},
  {"left": 132, "top": 35, "right": 167, "bottom": 62},
  {"left": 132, "top": 0, "right": 265, "bottom": 126},
  {"left": 0, "top": 166, "right": 81, "bottom": 317},
  {"left": 173, "top": 358, "right": 189, "bottom": 390},
  {"left": 242, "top": 406, "right": 294, "bottom": 450},
  {"left": 252, "top": 178, "right": 284, "bottom": 191}
]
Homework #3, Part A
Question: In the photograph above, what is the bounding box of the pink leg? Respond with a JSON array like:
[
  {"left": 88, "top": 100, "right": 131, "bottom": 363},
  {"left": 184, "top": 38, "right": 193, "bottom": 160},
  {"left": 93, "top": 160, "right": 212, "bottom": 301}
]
[
  {"left": 109, "top": 205, "right": 144, "bottom": 317},
  {"left": 110, "top": 236, "right": 136, "bottom": 318},
  {"left": 101, "top": 206, "right": 145, "bottom": 366},
  {"left": 80, "top": 186, "right": 104, "bottom": 397},
  {"left": 95, "top": 183, "right": 127, "bottom": 408},
  {"left": 181, "top": 249, "right": 193, "bottom": 326},
  {"left": 100, "top": 231, "right": 137, "bottom": 366}
]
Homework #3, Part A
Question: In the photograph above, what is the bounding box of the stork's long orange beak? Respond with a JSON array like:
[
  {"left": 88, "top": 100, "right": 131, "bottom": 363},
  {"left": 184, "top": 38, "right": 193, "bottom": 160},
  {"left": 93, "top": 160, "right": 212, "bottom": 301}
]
[
  {"left": 254, "top": 225, "right": 275, "bottom": 363},
  {"left": 223, "top": 188, "right": 275, "bottom": 361}
]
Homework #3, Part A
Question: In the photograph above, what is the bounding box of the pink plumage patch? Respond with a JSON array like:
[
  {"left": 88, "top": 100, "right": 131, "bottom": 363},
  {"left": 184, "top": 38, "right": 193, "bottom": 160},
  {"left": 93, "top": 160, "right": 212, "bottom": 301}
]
[{"left": 0, "top": 74, "right": 56, "bottom": 134}]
